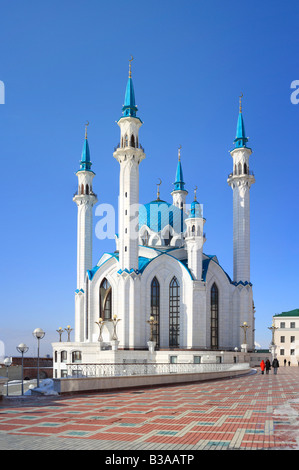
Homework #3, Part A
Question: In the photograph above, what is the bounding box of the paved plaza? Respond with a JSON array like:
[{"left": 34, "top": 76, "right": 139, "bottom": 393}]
[{"left": 0, "top": 367, "right": 298, "bottom": 451}]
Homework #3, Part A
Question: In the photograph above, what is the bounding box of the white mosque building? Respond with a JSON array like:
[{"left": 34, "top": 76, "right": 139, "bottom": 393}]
[{"left": 52, "top": 62, "right": 256, "bottom": 377}]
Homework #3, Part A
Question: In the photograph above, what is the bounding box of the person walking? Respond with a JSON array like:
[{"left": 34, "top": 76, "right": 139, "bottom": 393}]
[
  {"left": 265, "top": 358, "right": 271, "bottom": 374},
  {"left": 260, "top": 360, "right": 265, "bottom": 375},
  {"left": 272, "top": 357, "right": 279, "bottom": 374}
]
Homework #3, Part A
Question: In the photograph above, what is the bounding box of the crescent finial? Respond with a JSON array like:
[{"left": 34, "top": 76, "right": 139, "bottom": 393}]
[
  {"left": 239, "top": 93, "right": 243, "bottom": 113},
  {"left": 85, "top": 121, "right": 89, "bottom": 139},
  {"left": 129, "top": 55, "right": 134, "bottom": 77},
  {"left": 156, "top": 178, "right": 162, "bottom": 200}
]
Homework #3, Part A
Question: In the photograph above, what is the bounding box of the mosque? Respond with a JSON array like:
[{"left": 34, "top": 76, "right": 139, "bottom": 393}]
[{"left": 52, "top": 61, "right": 256, "bottom": 377}]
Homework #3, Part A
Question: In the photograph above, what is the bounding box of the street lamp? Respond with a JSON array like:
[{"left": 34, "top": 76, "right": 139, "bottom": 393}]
[
  {"left": 3, "top": 357, "right": 12, "bottom": 397},
  {"left": 32, "top": 328, "right": 45, "bottom": 388},
  {"left": 16, "top": 343, "right": 29, "bottom": 396},
  {"left": 268, "top": 322, "right": 279, "bottom": 361},
  {"left": 146, "top": 316, "right": 158, "bottom": 342},
  {"left": 110, "top": 315, "right": 121, "bottom": 341},
  {"left": 268, "top": 322, "right": 278, "bottom": 346},
  {"left": 56, "top": 327, "right": 64, "bottom": 342},
  {"left": 240, "top": 321, "right": 250, "bottom": 344},
  {"left": 65, "top": 326, "right": 73, "bottom": 342},
  {"left": 95, "top": 318, "right": 105, "bottom": 342}
]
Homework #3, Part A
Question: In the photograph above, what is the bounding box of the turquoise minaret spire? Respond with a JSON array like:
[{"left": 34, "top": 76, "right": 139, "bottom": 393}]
[
  {"left": 171, "top": 146, "right": 188, "bottom": 209},
  {"left": 174, "top": 146, "right": 185, "bottom": 191},
  {"left": 121, "top": 56, "right": 140, "bottom": 120},
  {"left": 234, "top": 94, "right": 249, "bottom": 149},
  {"left": 79, "top": 122, "right": 93, "bottom": 172}
]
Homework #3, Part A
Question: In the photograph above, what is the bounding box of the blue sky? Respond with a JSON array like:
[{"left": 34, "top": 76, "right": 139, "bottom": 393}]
[{"left": 0, "top": 0, "right": 299, "bottom": 356}]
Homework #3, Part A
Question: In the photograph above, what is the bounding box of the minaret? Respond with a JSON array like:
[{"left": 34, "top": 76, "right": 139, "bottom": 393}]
[
  {"left": 227, "top": 95, "right": 255, "bottom": 283},
  {"left": 113, "top": 58, "right": 145, "bottom": 271},
  {"left": 185, "top": 187, "right": 206, "bottom": 280},
  {"left": 171, "top": 146, "right": 188, "bottom": 209},
  {"left": 73, "top": 123, "right": 98, "bottom": 290}
]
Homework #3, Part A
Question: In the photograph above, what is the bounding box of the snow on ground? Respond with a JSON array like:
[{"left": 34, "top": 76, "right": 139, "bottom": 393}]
[
  {"left": 24, "top": 379, "right": 58, "bottom": 396},
  {"left": 273, "top": 398, "right": 299, "bottom": 449}
]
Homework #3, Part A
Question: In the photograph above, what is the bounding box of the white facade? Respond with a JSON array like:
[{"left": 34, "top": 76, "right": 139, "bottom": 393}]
[
  {"left": 52, "top": 70, "right": 256, "bottom": 377},
  {"left": 272, "top": 310, "right": 299, "bottom": 365}
]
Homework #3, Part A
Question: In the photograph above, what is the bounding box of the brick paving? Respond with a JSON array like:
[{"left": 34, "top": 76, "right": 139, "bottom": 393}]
[{"left": 0, "top": 367, "right": 298, "bottom": 450}]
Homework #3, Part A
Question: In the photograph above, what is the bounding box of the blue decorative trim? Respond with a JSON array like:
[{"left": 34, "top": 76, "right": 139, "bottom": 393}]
[{"left": 75, "top": 288, "right": 84, "bottom": 294}]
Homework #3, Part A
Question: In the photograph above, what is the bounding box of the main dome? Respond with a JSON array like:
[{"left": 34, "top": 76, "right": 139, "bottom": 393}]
[{"left": 139, "top": 199, "right": 186, "bottom": 233}]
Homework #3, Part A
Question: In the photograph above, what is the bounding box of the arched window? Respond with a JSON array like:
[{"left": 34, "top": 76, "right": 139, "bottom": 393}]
[
  {"left": 244, "top": 162, "right": 248, "bottom": 174},
  {"left": 211, "top": 283, "right": 219, "bottom": 349},
  {"left": 151, "top": 277, "right": 160, "bottom": 347},
  {"left": 72, "top": 351, "right": 82, "bottom": 363},
  {"left": 61, "top": 351, "right": 67, "bottom": 363},
  {"left": 130, "top": 134, "right": 135, "bottom": 148},
  {"left": 100, "top": 278, "right": 112, "bottom": 320},
  {"left": 169, "top": 276, "right": 180, "bottom": 347},
  {"left": 124, "top": 134, "right": 128, "bottom": 147},
  {"left": 81, "top": 184, "right": 84, "bottom": 195},
  {"left": 86, "top": 184, "right": 89, "bottom": 195},
  {"left": 238, "top": 162, "right": 242, "bottom": 175}
]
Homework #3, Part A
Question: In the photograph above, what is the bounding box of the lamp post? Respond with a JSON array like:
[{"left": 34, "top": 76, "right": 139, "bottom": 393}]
[
  {"left": 95, "top": 318, "right": 105, "bottom": 342},
  {"left": 110, "top": 315, "right": 121, "bottom": 341},
  {"left": 268, "top": 322, "right": 279, "bottom": 361},
  {"left": 240, "top": 321, "right": 250, "bottom": 353},
  {"left": 146, "top": 316, "right": 157, "bottom": 353},
  {"left": 16, "top": 343, "right": 29, "bottom": 396},
  {"left": 268, "top": 322, "right": 278, "bottom": 346},
  {"left": 65, "top": 326, "right": 73, "bottom": 342},
  {"left": 110, "top": 315, "right": 121, "bottom": 350},
  {"left": 147, "top": 316, "right": 158, "bottom": 342},
  {"left": 3, "top": 357, "right": 12, "bottom": 396},
  {"left": 56, "top": 327, "right": 64, "bottom": 342},
  {"left": 32, "top": 328, "right": 45, "bottom": 388}
]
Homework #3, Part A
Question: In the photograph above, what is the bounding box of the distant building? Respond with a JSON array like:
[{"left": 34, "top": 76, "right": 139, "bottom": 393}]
[{"left": 273, "top": 309, "right": 299, "bottom": 365}]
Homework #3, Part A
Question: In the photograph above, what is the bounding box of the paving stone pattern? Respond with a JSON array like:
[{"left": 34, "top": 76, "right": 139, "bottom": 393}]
[{"left": 0, "top": 368, "right": 298, "bottom": 450}]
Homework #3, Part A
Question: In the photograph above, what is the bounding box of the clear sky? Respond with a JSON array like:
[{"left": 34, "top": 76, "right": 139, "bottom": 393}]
[{"left": 0, "top": 0, "right": 299, "bottom": 356}]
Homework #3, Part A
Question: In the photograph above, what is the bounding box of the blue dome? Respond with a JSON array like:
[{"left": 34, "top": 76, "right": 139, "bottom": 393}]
[
  {"left": 139, "top": 200, "right": 185, "bottom": 233},
  {"left": 188, "top": 199, "right": 202, "bottom": 218}
]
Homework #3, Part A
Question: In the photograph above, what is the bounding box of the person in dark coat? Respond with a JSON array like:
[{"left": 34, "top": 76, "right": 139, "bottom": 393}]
[
  {"left": 272, "top": 357, "right": 279, "bottom": 374},
  {"left": 265, "top": 358, "right": 271, "bottom": 374}
]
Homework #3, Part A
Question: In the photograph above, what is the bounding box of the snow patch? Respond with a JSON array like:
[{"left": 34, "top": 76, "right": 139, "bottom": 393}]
[{"left": 24, "top": 379, "right": 58, "bottom": 396}]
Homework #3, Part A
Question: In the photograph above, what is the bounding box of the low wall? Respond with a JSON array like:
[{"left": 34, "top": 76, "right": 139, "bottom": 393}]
[{"left": 53, "top": 365, "right": 252, "bottom": 395}]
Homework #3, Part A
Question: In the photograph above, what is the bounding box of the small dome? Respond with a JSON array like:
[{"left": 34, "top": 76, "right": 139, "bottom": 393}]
[{"left": 188, "top": 199, "right": 202, "bottom": 218}]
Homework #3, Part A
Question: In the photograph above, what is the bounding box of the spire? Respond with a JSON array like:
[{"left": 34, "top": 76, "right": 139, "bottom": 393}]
[
  {"left": 174, "top": 146, "right": 185, "bottom": 191},
  {"left": 79, "top": 121, "right": 92, "bottom": 171},
  {"left": 234, "top": 93, "right": 248, "bottom": 149},
  {"left": 121, "top": 56, "right": 139, "bottom": 119}
]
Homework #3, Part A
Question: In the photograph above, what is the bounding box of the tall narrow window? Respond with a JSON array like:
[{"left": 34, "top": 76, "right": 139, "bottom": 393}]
[
  {"left": 169, "top": 276, "right": 180, "bottom": 347},
  {"left": 100, "top": 278, "right": 112, "bottom": 320},
  {"left": 130, "top": 134, "right": 135, "bottom": 147},
  {"left": 211, "top": 283, "right": 219, "bottom": 349},
  {"left": 151, "top": 277, "right": 160, "bottom": 348}
]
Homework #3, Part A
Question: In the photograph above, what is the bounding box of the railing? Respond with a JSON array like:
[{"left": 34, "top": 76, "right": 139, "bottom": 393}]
[
  {"left": 65, "top": 362, "right": 249, "bottom": 378},
  {"left": 114, "top": 143, "right": 145, "bottom": 152},
  {"left": 228, "top": 170, "right": 255, "bottom": 178}
]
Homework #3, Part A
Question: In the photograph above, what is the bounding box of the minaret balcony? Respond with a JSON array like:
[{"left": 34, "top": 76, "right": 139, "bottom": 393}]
[{"left": 114, "top": 142, "right": 145, "bottom": 152}]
